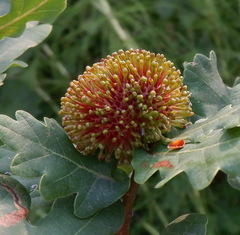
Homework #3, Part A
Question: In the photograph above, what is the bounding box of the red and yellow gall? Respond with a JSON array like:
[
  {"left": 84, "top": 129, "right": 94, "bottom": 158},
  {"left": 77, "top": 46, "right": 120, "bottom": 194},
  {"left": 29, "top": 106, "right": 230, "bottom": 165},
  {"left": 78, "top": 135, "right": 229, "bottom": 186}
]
[{"left": 59, "top": 49, "right": 193, "bottom": 163}]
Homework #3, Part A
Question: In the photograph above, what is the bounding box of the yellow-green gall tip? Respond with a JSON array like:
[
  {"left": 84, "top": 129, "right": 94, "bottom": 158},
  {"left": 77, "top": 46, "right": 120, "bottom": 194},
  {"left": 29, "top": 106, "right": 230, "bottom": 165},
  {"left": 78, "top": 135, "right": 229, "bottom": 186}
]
[{"left": 59, "top": 49, "right": 193, "bottom": 164}]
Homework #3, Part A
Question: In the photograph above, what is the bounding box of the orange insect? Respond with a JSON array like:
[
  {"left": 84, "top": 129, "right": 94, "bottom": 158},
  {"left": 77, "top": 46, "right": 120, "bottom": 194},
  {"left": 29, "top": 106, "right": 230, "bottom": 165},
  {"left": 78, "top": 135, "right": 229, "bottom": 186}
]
[{"left": 167, "top": 139, "right": 185, "bottom": 149}]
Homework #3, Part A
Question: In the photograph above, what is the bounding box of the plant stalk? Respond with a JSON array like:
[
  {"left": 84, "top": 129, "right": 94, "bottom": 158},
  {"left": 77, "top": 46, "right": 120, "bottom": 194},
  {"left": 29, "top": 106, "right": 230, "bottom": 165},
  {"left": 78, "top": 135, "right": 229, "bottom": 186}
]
[{"left": 116, "top": 172, "right": 139, "bottom": 235}]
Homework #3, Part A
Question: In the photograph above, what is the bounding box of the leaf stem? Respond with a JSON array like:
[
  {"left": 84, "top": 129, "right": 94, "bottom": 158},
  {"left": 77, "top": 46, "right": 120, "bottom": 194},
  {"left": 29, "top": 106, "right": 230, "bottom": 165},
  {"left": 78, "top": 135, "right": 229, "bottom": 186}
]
[{"left": 116, "top": 172, "right": 139, "bottom": 235}]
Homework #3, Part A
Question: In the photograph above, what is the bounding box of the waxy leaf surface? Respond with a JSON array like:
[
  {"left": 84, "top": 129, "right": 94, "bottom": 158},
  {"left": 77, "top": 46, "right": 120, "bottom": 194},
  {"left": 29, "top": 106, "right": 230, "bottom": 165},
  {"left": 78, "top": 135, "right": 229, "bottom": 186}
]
[
  {"left": 161, "top": 213, "right": 207, "bottom": 235},
  {"left": 0, "top": 0, "right": 10, "bottom": 17},
  {"left": 0, "top": 23, "right": 52, "bottom": 83},
  {"left": 0, "top": 111, "right": 129, "bottom": 218},
  {"left": 0, "top": 145, "right": 15, "bottom": 173},
  {"left": 0, "top": 0, "right": 67, "bottom": 40},
  {"left": 133, "top": 52, "right": 240, "bottom": 190},
  {"left": 0, "top": 174, "right": 30, "bottom": 227},
  {"left": 0, "top": 195, "right": 124, "bottom": 235},
  {"left": 184, "top": 51, "right": 230, "bottom": 119},
  {"left": 0, "top": 0, "right": 66, "bottom": 84}
]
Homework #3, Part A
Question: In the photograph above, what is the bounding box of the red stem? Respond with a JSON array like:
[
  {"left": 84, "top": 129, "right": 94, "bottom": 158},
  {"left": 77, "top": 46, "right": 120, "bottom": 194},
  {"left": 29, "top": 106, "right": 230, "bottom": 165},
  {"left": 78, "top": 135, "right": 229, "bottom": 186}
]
[{"left": 116, "top": 173, "right": 139, "bottom": 235}]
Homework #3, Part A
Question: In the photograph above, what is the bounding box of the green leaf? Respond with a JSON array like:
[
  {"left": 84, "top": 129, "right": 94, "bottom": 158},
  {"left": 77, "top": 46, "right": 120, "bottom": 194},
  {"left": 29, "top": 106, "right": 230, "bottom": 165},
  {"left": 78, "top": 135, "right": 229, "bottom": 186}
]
[
  {"left": 0, "top": 174, "right": 31, "bottom": 227},
  {"left": 0, "top": 145, "right": 15, "bottom": 174},
  {"left": 184, "top": 51, "right": 230, "bottom": 119},
  {"left": 0, "top": 23, "right": 52, "bottom": 83},
  {"left": 0, "top": 0, "right": 67, "bottom": 40},
  {"left": 132, "top": 104, "right": 240, "bottom": 190},
  {"left": 0, "top": 142, "right": 42, "bottom": 195},
  {"left": 0, "top": 73, "right": 6, "bottom": 86},
  {"left": 0, "top": 146, "right": 48, "bottom": 225},
  {"left": 228, "top": 175, "right": 240, "bottom": 191},
  {"left": 0, "top": 0, "right": 10, "bottom": 17},
  {"left": 0, "top": 111, "right": 129, "bottom": 218},
  {"left": 132, "top": 52, "right": 240, "bottom": 190},
  {"left": 0, "top": 195, "right": 124, "bottom": 235},
  {"left": 32, "top": 197, "right": 124, "bottom": 235},
  {"left": 232, "top": 77, "right": 240, "bottom": 87},
  {"left": 230, "top": 83, "right": 240, "bottom": 106},
  {"left": 161, "top": 213, "right": 208, "bottom": 235}
]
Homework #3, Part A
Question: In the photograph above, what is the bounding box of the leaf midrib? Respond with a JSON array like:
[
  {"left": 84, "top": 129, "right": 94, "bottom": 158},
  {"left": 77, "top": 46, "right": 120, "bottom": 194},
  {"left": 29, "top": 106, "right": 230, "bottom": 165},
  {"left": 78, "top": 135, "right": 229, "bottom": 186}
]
[
  {"left": 0, "top": 121, "right": 115, "bottom": 182},
  {"left": 0, "top": 0, "right": 48, "bottom": 32},
  {"left": 175, "top": 105, "right": 240, "bottom": 140},
  {"left": 158, "top": 132, "right": 240, "bottom": 158}
]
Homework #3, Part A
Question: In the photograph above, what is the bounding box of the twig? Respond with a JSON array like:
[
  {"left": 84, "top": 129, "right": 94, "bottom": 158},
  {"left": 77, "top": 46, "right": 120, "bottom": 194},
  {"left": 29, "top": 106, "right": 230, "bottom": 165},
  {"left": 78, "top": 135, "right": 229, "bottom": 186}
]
[{"left": 116, "top": 172, "right": 139, "bottom": 235}]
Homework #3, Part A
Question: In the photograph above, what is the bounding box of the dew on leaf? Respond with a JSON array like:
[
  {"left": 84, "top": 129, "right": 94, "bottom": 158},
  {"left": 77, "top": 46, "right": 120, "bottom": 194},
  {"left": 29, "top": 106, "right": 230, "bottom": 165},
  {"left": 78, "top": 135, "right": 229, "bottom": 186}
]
[{"left": 4, "top": 171, "right": 13, "bottom": 176}]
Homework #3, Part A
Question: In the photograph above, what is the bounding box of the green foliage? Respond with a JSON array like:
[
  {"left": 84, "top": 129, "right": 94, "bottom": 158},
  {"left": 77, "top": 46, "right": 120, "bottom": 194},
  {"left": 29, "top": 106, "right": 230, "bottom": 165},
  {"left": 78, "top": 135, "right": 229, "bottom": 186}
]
[
  {"left": 0, "top": 23, "right": 52, "bottom": 84},
  {"left": 0, "top": 111, "right": 207, "bottom": 235},
  {"left": 1, "top": 0, "right": 240, "bottom": 234},
  {"left": 132, "top": 52, "right": 240, "bottom": 191},
  {"left": 133, "top": 105, "right": 240, "bottom": 188},
  {"left": 184, "top": 51, "right": 230, "bottom": 119},
  {"left": 0, "top": 145, "right": 15, "bottom": 171},
  {"left": 0, "top": 174, "right": 31, "bottom": 222},
  {"left": 36, "top": 0, "right": 240, "bottom": 83},
  {"left": 0, "top": 0, "right": 67, "bottom": 39},
  {"left": 131, "top": 173, "right": 240, "bottom": 235},
  {"left": 0, "top": 0, "right": 66, "bottom": 85},
  {"left": 161, "top": 213, "right": 208, "bottom": 235},
  {"left": 2, "top": 0, "right": 240, "bottom": 119},
  {"left": 228, "top": 175, "right": 240, "bottom": 190},
  {"left": 0, "top": 111, "right": 129, "bottom": 217},
  {"left": 0, "top": 194, "right": 124, "bottom": 235}
]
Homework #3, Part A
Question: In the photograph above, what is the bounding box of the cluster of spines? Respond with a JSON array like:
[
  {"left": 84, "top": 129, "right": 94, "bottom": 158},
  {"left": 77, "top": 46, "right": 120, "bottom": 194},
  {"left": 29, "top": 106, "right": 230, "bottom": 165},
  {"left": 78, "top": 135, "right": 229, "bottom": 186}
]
[{"left": 59, "top": 49, "right": 193, "bottom": 163}]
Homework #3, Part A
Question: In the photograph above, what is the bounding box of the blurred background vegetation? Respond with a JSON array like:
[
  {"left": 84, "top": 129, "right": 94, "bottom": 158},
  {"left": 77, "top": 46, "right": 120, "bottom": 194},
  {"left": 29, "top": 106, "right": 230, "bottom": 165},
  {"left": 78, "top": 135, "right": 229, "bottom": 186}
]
[{"left": 1, "top": 0, "right": 240, "bottom": 234}]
